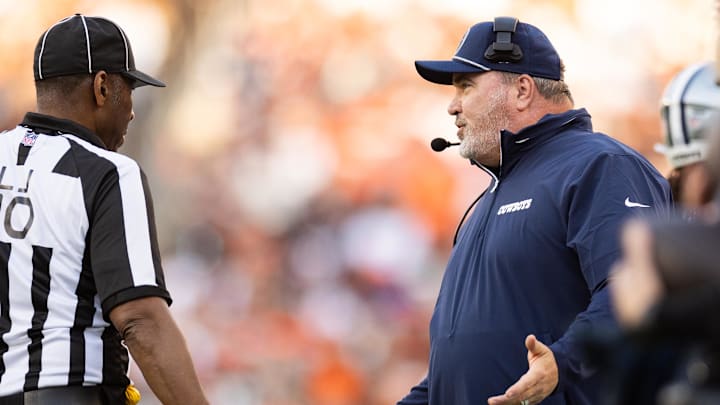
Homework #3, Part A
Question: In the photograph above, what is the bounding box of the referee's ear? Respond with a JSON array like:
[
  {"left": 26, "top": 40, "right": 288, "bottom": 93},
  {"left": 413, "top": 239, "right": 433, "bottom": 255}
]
[{"left": 92, "top": 70, "right": 110, "bottom": 107}]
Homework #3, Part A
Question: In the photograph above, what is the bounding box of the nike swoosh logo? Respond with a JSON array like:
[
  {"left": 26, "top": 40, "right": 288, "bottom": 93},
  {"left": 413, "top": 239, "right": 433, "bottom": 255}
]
[{"left": 624, "top": 197, "right": 650, "bottom": 208}]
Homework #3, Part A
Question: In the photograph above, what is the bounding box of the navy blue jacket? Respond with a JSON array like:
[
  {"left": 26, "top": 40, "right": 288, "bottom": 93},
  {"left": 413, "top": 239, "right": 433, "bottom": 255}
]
[{"left": 399, "top": 109, "right": 671, "bottom": 405}]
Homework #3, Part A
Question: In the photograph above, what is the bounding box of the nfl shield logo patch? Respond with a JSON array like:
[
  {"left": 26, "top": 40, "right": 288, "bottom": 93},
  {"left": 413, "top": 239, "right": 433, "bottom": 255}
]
[{"left": 22, "top": 131, "right": 38, "bottom": 147}]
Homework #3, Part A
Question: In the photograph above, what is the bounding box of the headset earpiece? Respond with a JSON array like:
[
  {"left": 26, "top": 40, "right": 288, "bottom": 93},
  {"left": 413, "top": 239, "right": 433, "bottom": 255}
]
[{"left": 484, "top": 17, "right": 523, "bottom": 63}]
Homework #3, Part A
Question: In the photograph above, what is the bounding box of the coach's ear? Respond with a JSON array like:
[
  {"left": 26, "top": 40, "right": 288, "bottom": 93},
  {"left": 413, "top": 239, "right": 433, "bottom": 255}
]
[
  {"left": 92, "top": 70, "right": 110, "bottom": 107},
  {"left": 512, "top": 74, "right": 535, "bottom": 112}
]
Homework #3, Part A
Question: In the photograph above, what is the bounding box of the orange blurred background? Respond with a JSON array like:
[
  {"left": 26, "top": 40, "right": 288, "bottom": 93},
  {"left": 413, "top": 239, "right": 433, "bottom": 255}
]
[{"left": 0, "top": 0, "right": 715, "bottom": 403}]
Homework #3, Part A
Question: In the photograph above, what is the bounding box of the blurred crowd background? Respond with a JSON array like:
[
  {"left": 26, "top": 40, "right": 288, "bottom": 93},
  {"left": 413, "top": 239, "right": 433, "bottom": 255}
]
[{"left": 0, "top": 0, "right": 716, "bottom": 403}]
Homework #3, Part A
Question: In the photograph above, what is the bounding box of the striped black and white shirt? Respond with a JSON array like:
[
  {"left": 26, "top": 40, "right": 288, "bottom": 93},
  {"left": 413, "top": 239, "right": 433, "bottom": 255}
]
[{"left": 0, "top": 112, "right": 171, "bottom": 396}]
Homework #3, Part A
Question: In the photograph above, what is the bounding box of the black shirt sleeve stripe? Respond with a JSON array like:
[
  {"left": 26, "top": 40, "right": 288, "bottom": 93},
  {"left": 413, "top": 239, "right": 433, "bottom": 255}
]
[{"left": 139, "top": 170, "right": 167, "bottom": 293}]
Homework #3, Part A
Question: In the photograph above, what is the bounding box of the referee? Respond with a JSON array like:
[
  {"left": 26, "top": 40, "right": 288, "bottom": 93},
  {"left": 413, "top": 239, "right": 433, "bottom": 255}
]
[{"left": 0, "top": 14, "right": 208, "bottom": 404}]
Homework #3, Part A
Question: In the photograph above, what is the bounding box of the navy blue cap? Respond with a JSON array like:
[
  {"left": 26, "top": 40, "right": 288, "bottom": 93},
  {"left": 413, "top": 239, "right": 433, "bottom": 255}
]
[
  {"left": 33, "top": 14, "right": 165, "bottom": 88},
  {"left": 415, "top": 18, "right": 561, "bottom": 85}
]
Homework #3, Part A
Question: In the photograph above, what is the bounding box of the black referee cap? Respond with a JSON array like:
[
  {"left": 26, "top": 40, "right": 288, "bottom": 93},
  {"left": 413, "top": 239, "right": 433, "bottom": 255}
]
[{"left": 33, "top": 14, "right": 165, "bottom": 88}]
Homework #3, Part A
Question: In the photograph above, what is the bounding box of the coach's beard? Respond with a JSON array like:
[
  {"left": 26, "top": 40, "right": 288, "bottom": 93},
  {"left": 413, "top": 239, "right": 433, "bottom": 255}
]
[{"left": 459, "top": 129, "right": 502, "bottom": 168}]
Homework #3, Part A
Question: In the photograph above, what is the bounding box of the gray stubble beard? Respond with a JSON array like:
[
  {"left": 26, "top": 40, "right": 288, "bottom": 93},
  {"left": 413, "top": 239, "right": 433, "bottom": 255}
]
[{"left": 458, "top": 95, "right": 509, "bottom": 166}]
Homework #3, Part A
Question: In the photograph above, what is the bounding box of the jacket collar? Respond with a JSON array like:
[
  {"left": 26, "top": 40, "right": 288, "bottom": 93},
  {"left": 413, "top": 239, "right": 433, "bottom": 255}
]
[
  {"left": 20, "top": 112, "right": 107, "bottom": 149},
  {"left": 498, "top": 108, "right": 592, "bottom": 173}
]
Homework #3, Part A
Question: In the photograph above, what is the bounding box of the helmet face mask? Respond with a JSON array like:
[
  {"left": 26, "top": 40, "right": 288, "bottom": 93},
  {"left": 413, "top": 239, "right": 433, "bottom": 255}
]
[{"left": 657, "top": 62, "right": 720, "bottom": 170}]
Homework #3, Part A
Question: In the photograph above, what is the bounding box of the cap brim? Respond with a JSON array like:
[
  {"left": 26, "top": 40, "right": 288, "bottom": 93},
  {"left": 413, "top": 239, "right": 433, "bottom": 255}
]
[
  {"left": 415, "top": 60, "right": 487, "bottom": 85},
  {"left": 122, "top": 69, "right": 166, "bottom": 88}
]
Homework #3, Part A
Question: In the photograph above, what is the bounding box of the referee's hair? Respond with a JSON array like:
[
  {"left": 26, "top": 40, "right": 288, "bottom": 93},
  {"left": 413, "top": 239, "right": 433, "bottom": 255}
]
[{"left": 35, "top": 73, "right": 94, "bottom": 109}]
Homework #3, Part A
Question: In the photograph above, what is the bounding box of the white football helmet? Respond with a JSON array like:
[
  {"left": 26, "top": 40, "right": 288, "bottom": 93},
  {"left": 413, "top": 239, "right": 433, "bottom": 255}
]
[{"left": 656, "top": 62, "right": 720, "bottom": 169}]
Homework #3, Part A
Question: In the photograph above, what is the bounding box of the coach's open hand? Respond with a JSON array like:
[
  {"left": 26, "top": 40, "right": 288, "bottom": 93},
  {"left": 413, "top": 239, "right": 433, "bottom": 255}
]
[{"left": 487, "top": 335, "right": 558, "bottom": 405}]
